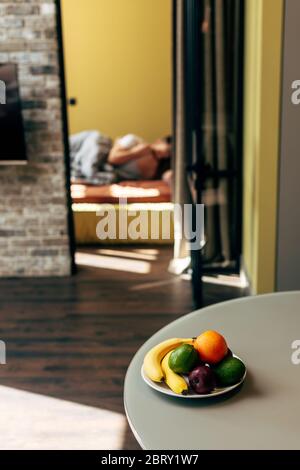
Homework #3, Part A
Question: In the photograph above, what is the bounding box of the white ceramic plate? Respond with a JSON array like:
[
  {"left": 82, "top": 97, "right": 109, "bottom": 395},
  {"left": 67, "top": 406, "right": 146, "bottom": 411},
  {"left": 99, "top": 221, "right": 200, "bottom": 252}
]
[{"left": 141, "top": 355, "right": 247, "bottom": 399}]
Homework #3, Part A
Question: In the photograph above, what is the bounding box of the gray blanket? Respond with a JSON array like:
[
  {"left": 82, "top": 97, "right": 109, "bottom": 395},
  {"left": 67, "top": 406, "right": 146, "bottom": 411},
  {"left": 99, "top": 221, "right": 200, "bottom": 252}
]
[{"left": 70, "top": 131, "right": 117, "bottom": 185}]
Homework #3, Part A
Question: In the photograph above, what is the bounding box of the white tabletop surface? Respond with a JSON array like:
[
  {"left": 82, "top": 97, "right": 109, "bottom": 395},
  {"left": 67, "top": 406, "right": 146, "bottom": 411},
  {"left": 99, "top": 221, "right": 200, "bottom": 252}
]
[{"left": 124, "top": 292, "right": 300, "bottom": 450}]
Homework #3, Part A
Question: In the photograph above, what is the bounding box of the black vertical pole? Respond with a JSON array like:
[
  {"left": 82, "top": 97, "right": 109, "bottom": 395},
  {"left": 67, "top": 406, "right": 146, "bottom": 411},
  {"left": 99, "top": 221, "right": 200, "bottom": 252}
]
[
  {"left": 234, "top": 0, "right": 245, "bottom": 271},
  {"left": 184, "top": 0, "right": 203, "bottom": 308},
  {"left": 55, "top": 0, "right": 76, "bottom": 274}
]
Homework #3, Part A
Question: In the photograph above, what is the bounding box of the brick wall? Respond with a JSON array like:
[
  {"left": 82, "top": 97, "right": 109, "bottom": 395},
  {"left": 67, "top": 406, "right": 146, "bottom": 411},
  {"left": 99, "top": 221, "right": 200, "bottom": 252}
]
[{"left": 0, "top": 0, "right": 72, "bottom": 276}]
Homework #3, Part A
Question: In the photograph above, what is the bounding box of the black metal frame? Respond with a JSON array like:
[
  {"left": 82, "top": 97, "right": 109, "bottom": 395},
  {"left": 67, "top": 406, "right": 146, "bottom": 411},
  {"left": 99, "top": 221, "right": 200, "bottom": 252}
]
[
  {"left": 234, "top": 0, "right": 245, "bottom": 272},
  {"left": 184, "top": 0, "right": 204, "bottom": 307},
  {"left": 55, "top": 0, "right": 76, "bottom": 274}
]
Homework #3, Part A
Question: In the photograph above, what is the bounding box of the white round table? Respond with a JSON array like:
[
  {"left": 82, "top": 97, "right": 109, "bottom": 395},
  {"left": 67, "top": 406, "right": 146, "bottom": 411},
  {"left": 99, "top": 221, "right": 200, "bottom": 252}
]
[{"left": 124, "top": 292, "right": 300, "bottom": 450}]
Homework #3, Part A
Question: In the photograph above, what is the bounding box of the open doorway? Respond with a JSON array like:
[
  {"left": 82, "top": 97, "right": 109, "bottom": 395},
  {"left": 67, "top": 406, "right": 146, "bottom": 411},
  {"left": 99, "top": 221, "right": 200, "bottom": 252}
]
[
  {"left": 58, "top": 0, "right": 247, "bottom": 309},
  {"left": 60, "top": 0, "right": 177, "bottom": 282}
]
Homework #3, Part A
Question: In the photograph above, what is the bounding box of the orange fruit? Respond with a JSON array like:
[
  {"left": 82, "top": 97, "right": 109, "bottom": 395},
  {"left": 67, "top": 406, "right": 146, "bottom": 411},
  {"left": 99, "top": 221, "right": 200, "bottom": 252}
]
[{"left": 194, "top": 330, "right": 228, "bottom": 365}]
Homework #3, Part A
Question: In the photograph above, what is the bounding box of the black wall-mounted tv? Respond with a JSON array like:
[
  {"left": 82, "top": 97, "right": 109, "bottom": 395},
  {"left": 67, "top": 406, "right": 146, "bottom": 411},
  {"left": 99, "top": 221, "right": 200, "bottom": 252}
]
[{"left": 0, "top": 64, "right": 27, "bottom": 164}]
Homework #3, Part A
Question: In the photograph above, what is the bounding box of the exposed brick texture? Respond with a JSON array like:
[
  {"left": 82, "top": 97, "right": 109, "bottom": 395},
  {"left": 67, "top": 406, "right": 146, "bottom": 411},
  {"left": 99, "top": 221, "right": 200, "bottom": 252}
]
[{"left": 0, "top": 0, "right": 72, "bottom": 276}]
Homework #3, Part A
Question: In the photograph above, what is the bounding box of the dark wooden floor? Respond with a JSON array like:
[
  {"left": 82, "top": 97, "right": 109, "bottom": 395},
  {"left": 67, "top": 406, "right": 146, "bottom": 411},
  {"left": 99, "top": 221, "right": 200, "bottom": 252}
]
[{"left": 0, "top": 246, "right": 247, "bottom": 449}]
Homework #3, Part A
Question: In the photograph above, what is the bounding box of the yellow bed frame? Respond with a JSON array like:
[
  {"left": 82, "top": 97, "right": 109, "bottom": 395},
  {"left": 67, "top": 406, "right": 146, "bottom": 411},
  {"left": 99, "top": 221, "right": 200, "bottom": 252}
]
[{"left": 73, "top": 203, "right": 174, "bottom": 245}]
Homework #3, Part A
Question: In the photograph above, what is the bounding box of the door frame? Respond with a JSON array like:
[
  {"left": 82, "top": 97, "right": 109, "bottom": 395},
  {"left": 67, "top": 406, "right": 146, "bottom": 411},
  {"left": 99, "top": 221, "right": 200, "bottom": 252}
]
[{"left": 55, "top": 0, "right": 76, "bottom": 274}]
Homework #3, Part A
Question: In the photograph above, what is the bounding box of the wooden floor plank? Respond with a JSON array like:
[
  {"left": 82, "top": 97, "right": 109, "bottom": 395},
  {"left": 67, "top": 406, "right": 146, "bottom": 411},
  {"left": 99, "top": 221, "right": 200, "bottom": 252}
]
[{"left": 0, "top": 246, "right": 246, "bottom": 450}]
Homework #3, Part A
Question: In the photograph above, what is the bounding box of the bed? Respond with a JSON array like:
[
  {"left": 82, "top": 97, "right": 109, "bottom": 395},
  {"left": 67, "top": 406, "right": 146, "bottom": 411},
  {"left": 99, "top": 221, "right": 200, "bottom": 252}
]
[{"left": 72, "top": 180, "right": 174, "bottom": 245}]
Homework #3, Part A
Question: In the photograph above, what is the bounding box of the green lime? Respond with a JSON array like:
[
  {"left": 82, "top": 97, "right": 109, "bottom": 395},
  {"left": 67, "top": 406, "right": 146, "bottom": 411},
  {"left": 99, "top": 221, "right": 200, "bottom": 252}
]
[
  {"left": 169, "top": 344, "right": 199, "bottom": 374},
  {"left": 213, "top": 356, "right": 246, "bottom": 387}
]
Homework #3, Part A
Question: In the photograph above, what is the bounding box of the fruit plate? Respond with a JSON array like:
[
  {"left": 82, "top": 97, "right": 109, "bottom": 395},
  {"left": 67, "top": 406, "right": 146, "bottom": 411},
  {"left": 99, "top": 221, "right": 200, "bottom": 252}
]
[{"left": 141, "top": 355, "right": 247, "bottom": 399}]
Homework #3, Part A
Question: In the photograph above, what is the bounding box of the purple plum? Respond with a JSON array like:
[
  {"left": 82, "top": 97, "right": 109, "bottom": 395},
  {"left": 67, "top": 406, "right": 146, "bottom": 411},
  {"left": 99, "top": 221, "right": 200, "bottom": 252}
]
[{"left": 188, "top": 365, "right": 216, "bottom": 394}]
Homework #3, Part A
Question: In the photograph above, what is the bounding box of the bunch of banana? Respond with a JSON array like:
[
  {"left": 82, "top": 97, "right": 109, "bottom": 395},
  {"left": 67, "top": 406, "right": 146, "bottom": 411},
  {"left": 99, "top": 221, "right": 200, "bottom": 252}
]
[
  {"left": 143, "top": 337, "right": 193, "bottom": 387},
  {"left": 161, "top": 351, "right": 188, "bottom": 395}
]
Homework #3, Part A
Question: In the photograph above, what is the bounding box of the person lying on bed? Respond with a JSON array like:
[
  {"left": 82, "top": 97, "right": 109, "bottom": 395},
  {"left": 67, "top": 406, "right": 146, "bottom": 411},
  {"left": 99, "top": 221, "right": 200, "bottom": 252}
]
[
  {"left": 108, "top": 134, "right": 172, "bottom": 181},
  {"left": 70, "top": 131, "right": 172, "bottom": 185}
]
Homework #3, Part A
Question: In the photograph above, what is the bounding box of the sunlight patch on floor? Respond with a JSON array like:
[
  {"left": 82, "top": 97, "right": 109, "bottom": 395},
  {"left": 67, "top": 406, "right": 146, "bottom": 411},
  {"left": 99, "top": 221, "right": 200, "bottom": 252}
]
[
  {"left": 134, "top": 248, "right": 159, "bottom": 256},
  {"left": 202, "top": 274, "right": 246, "bottom": 288},
  {"left": 179, "top": 271, "right": 246, "bottom": 289},
  {"left": 0, "top": 386, "right": 127, "bottom": 450},
  {"left": 76, "top": 252, "right": 151, "bottom": 274},
  {"left": 131, "top": 277, "right": 182, "bottom": 291},
  {"left": 97, "top": 248, "right": 157, "bottom": 262}
]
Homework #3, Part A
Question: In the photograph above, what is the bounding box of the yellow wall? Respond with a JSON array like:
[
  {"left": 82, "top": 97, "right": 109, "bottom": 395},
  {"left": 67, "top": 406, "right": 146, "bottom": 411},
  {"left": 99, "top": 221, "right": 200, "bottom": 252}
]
[
  {"left": 61, "top": 0, "right": 172, "bottom": 143},
  {"left": 243, "top": 0, "right": 284, "bottom": 294}
]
